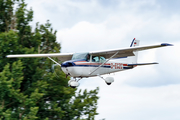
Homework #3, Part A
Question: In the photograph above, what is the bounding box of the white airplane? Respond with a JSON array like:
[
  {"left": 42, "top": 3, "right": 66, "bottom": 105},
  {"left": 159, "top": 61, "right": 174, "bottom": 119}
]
[{"left": 7, "top": 38, "right": 173, "bottom": 88}]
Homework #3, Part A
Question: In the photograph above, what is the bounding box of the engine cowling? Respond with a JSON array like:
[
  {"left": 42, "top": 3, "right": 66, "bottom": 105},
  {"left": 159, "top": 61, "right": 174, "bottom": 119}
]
[
  {"left": 105, "top": 77, "right": 114, "bottom": 85},
  {"left": 68, "top": 80, "right": 79, "bottom": 88}
]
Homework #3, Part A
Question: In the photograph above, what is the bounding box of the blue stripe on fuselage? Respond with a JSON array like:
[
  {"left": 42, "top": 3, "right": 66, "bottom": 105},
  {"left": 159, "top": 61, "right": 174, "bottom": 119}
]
[{"left": 123, "top": 67, "right": 133, "bottom": 69}]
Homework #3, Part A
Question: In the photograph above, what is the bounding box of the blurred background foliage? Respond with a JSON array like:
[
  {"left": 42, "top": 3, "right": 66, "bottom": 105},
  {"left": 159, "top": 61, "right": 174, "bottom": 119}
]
[{"left": 0, "top": 0, "right": 99, "bottom": 119}]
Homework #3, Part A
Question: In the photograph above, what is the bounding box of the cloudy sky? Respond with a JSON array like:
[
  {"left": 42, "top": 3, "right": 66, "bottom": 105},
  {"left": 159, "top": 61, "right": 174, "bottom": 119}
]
[{"left": 26, "top": 0, "right": 180, "bottom": 119}]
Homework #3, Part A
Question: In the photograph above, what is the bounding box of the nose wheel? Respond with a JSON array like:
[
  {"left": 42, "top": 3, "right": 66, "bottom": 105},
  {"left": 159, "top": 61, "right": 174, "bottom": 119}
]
[{"left": 68, "top": 78, "right": 82, "bottom": 88}]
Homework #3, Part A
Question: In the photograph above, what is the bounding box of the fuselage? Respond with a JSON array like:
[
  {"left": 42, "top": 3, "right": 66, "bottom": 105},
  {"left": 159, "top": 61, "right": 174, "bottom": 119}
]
[{"left": 61, "top": 58, "right": 134, "bottom": 78}]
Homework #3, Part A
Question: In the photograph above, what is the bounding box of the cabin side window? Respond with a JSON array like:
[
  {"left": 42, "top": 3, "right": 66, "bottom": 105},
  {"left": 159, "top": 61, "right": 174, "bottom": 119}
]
[
  {"left": 100, "top": 56, "right": 106, "bottom": 63},
  {"left": 92, "top": 56, "right": 99, "bottom": 62},
  {"left": 92, "top": 56, "right": 106, "bottom": 63}
]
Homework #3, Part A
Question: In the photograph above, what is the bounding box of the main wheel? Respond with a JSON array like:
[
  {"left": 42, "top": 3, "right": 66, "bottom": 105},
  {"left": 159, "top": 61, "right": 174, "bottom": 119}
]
[
  {"left": 70, "top": 86, "right": 77, "bottom": 88},
  {"left": 105, "top": 77, "right": 114, "bottom": 85},
  {"left": 106, "top": 82, "right": 111, "bottom": 85}
]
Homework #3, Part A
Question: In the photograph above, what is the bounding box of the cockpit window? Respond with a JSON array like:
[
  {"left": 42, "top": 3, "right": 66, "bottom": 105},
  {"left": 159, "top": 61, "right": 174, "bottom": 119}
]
[
  {"left": 71, "top": 53, "right": 89, "bottom": 60},
  {"left": 100, "top": 56, "right": 106, "bottom": 62},
  {"left": 92, "top": 56, "right": 106, "bottom": 63},
  {"left": 92, "top": 56, "right": 99, "bottom": 62}
]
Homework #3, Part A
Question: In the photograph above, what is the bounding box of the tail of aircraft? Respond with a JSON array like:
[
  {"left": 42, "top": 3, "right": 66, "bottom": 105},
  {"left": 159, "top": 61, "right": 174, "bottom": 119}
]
[{"left": 128, "top": 38, "right": 140, "bottom": 63}]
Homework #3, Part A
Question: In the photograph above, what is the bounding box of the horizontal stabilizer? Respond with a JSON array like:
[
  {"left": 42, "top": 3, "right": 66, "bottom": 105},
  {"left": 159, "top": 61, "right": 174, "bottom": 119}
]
[{"left": 128, "top": 62, "right": 158, "bottom": 66}]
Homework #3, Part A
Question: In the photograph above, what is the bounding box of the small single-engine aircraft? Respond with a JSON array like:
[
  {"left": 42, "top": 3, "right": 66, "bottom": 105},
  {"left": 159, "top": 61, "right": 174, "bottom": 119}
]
[{"left": 7, "top": 38, "right": 173, "bottom": 88}]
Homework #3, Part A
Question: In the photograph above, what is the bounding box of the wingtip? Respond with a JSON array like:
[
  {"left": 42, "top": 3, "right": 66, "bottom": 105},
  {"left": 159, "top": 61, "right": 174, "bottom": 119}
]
[
  {"left": 6, "top": 55, "right": 12, "bottom": 58},
  {"left": 161, "top": 43, "right": 173, "bottom": 46}
]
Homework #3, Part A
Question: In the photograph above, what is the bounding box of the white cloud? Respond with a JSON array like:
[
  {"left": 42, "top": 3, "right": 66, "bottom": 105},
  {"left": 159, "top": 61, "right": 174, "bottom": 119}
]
[
  {"left": 57, "top": 21, "right": 109, "bottom": 53},
  {"left": 79, "top": 82, "right": 180, "bottom": 120}
]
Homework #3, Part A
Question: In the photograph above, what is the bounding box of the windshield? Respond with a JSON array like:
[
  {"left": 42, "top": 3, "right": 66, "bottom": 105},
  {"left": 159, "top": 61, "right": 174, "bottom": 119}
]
[{"left": 71, "top": 53, "right": 89, "bottom": 60}]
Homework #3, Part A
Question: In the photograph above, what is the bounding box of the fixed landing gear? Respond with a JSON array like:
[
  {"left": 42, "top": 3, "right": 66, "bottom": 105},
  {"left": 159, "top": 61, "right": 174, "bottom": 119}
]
[
  {"left": 104, "top": 77, "right": 114, "bottom": 85},
  {"left": 68, "top": 78, "right": 82, "bottom": 88},
  {"left": 98, "top": 75, "right": 114, "bottom": 85},
  {"left": 106, "top": 82, "right": 112, "bottom": 85},
  {"left": 68, "top": 76, "right": 114, "bottom": 88}
]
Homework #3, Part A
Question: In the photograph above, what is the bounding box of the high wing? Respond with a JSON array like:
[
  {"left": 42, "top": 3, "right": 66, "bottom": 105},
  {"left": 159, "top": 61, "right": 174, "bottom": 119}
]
[
  {"left": 89, "top": 43, "right": 173, "bottom": 59},
  {"left": 7, "top": 53, "right": 73, "bottom": 61},
  {"left": 7, "top": 42, "right": 173, "bottom": 61}
]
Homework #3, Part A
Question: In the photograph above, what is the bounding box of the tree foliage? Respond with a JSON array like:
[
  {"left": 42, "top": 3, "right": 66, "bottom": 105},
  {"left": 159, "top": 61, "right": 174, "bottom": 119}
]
[{"left": 0, "top": 0, "right": 99, "bottom": 119}]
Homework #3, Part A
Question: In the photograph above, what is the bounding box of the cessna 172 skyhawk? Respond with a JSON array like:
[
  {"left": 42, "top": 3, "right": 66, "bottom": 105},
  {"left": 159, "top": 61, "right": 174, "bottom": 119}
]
[{"left": 7, "top": 38, "right": 172, "bottom": 88}]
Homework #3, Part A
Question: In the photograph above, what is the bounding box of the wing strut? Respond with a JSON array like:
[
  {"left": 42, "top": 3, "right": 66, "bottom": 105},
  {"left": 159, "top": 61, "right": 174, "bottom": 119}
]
[
  {"left": 89, "top": 51, "right": 119, "bottom": 75},
  {"left": 48, "top": 57, "right": 61, "bottom": 67}
]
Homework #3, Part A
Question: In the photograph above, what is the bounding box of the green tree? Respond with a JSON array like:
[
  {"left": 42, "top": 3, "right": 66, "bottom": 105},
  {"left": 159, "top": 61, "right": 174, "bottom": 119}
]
[
  {"left": 0, "top": 0, "right": 14, "bottom": 32},
  {"left": 0, "top": 0, "right": 99, "bottom": 119}
]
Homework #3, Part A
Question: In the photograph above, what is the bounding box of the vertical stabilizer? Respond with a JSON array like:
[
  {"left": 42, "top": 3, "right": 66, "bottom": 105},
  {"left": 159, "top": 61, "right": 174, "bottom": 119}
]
[
  {"left": 130, "top": 38, "right": 140, "bottom": 47},
  {"left": 128, "top": 38, "right": 140, "bottom": 63}
]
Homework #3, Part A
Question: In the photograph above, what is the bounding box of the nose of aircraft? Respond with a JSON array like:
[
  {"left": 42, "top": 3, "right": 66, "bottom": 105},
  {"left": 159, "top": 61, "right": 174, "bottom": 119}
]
[{"left": 61, "top": 61, "right": 75, "bottom": 67}]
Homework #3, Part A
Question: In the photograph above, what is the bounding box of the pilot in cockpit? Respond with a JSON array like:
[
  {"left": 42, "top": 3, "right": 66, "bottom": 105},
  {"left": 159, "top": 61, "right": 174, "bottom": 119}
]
[{"left": 86, "top": 54, "right": 90, "bottom": 62}]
